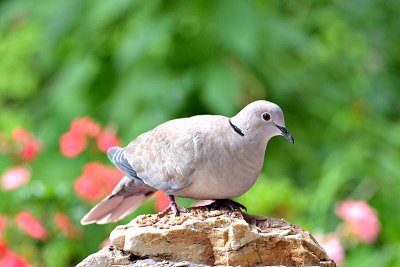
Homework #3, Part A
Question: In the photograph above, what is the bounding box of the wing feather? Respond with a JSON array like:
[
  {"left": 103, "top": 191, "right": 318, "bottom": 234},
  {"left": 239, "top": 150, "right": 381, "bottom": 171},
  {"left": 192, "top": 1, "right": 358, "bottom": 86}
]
[{"left": 125, "top": 118, "right": 203, "bottom": 193}]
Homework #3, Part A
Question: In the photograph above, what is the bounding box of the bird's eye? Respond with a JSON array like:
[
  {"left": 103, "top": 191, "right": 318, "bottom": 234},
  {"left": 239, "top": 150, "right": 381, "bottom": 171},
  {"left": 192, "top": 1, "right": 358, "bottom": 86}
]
[{"left": 262, "top": 112, "right": 271, "bottom": 121}]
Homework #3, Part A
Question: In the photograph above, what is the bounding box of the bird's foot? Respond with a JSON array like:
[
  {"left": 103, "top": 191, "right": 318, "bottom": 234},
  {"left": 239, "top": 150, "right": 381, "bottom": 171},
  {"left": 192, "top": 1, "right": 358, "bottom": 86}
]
[
  {"left": 208, "top": 199, "right": 247, "bottom": 212},
  {"left": 157, "top": 195, "right": 187, "bottom": 218}
]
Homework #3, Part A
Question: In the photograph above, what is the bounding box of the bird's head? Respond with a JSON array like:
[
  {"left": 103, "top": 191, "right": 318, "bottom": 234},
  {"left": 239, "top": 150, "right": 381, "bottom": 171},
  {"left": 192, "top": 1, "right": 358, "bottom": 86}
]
[{"left": 231, "top": 100, "right": 294, "bottom": 144}]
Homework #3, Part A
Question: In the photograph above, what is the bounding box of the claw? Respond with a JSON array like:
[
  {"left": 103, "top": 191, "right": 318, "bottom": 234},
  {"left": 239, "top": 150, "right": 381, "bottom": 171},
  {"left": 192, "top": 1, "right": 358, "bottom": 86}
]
[{"left": 157, "top": 195, "right": 185, "bottom": 218}]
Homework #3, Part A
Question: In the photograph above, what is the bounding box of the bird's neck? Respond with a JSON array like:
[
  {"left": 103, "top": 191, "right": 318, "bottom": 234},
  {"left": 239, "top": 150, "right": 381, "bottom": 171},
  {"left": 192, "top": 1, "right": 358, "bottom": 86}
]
[
  {"left": 230, "top": 115, "right": 272, "bottom": 146},
  {"left": 229, "top": 116, "right": 269, "bottom": 162},
  {"left": 230, "top": 114, "right": 250, "bottom": 136}
]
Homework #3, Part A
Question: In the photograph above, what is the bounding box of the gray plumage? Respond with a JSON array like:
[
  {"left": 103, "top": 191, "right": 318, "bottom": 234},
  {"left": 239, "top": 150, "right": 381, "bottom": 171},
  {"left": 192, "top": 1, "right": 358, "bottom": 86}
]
[{"left": 80, "top": 100, "right": 293, "bottom": 224}]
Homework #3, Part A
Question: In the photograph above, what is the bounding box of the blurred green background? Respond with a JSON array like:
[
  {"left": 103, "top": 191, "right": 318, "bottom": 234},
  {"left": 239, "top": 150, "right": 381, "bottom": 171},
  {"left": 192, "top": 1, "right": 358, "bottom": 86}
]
[{"left": 1, "top": 0, "right": 400, "bottom": 266}]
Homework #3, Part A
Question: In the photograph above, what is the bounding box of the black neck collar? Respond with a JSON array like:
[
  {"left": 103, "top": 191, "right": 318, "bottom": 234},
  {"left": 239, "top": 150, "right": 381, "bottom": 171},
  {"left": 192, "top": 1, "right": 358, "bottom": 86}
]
[{"left": 229, "top": 119, "right": 244, "bottom": 137}]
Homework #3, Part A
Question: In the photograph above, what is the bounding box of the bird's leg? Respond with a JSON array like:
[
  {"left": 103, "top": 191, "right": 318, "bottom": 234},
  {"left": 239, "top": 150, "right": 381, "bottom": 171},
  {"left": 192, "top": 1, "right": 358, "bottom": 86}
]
[
  {"left": 158, "top": 195, "right": 187, "bottom": 217},
  {"left": 208, "top": 199, "right": 247, "bottom": 212}
]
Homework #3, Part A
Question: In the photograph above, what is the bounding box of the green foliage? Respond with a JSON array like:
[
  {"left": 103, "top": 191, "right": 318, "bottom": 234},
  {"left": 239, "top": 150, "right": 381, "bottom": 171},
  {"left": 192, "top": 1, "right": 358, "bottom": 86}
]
[{"left": 1, "top": 0, "right": 399, "bottom": 266}]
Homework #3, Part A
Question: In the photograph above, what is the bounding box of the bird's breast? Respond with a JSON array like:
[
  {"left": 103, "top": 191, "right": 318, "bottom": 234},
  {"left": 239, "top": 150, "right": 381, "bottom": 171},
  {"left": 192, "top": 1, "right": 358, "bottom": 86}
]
[{"left": 174, "top": 135, "right": 267, "bottom": 199}]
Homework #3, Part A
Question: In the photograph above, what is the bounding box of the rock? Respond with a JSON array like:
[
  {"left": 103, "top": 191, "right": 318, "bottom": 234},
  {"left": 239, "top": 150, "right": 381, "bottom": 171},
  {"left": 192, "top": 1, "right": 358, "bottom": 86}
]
[
  {"left": 78, "top": 207, "right": 336, "bottom": 267},
  {"left": 76, "top": 246, "right": 131, "bottom": 267},
  {"left": 76, "top": 246, "right": 195, "bottom": 267}
]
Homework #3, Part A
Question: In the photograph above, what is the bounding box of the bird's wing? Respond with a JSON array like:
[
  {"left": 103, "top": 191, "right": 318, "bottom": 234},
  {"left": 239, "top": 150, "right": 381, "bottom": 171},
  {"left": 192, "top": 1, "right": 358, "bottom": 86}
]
[
  {"left": 125, "top": 118, "right": 204, "bottom": 193},
  {"left": 107, "top": 146, "right": 140, "bottom": 180}
]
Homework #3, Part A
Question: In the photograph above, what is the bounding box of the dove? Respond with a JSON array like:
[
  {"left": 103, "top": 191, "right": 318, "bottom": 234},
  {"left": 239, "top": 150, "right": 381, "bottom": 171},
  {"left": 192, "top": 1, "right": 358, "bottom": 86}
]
[{"left": 80, "top": 100, "right": 294, "bottom": 224}]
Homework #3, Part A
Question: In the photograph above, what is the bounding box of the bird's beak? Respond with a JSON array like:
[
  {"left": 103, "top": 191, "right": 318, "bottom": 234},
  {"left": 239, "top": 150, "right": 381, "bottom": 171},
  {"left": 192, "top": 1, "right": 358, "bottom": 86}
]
[{"left": 276, "top": 125, "right": 294, "bottom": 144}]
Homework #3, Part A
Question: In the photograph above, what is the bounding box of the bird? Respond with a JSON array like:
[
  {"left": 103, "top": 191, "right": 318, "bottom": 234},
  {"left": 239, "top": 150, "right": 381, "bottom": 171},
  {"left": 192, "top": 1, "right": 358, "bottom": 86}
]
[{"left": 80, "top": 100, "right": 294, "bottom": 224}]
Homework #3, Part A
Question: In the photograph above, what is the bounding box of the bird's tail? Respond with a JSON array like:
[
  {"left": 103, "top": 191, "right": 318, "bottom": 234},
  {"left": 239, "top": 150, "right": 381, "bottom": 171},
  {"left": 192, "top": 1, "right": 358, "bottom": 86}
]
[{"left": 80, "top": 177, "right": 155, "bottom": 225}]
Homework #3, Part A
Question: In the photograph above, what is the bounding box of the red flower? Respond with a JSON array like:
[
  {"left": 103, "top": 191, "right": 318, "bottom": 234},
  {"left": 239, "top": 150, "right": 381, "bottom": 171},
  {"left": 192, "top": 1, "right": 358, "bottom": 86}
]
[
  {"left": 20, "top": 139, "right": 42, "bottom": 162},
  {"left": 15, "top": 211, "right": 48, "bottom": 241},
  {"left": 60, "top": 131, "right": 87, "bottom": 158},
  {"left": 53, "top": 212, "right": 80, "bottom": 239},
  {"left": 1, "top": 166, "right": 31, "bottom": 191},
  {"left": 96, "top": 130, "right": 120, "bottom": 153},
  {"left": 0, "top": 215, "right": 7, "bottom": 238},
  {"left": 11, "top": 128, "right": 42, "bottom": 162},
  {"left": 61, "top": 117, "right": 121, "bottom": 156},
  {"left": 336, "top": 200, "right": 380, "bottom": 243},
  {"left": 0, "top": 239, "right": 7, "bottom": 258},
  {"left": 70, "top": 117, "right": 101, "bottom": 137},
  {"left": 74, "top": 162, "right": 124, "bottom": 201},
  {"left": 154, "top": 191, "right": 170, "bottom": 212}
]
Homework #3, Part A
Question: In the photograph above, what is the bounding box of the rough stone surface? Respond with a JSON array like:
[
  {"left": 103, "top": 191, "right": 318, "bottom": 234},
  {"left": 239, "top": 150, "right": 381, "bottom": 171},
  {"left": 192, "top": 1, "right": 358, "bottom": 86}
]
[
  {"left": 77, "top": 207, "right": 336, "bottom": 267},
  {"left": 76, "top": 246, "right": 199, "bottom": 267}
]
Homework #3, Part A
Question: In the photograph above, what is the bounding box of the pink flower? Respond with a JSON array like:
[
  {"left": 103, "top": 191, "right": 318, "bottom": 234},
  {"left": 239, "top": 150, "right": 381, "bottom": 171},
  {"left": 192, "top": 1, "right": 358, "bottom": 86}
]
[
  {"left": 316, "top": 234, "right": 344, "bottom": 265},
  {"left": 154, "top": 191, "right": 170, "bottom": 212},
  {"left": 192, "top": 200, "right": 214, "bottom": 207},
  {"left": 96, "top": 130, "right": 120, "bottom": 153},
  {"left": 53, "top": 212, "right": 80, "bottom": 239},
  {"left": 0, "top": 215, "right": 7, "bottom": 238},
  {"left": 60, "top": 131, "right": 87, "bottom": 158},
  {"left": 11, "top": 128, "right": 30, "bottom": 143},
  {"left": 0, "top": 250, "right": 32, "bottom": 267},
  {"left": 73, "top": 175, "right": 99, "bottom": 202},
  {"left": 74, "top": 162, "right": 124, "bottom": 201},
  {"left": 11, "top": 128, "right": 42, "bottom": 162},
  {"left": 15, "top": 211, "right": 48, "bottom": 241},
  {"left": 336, "top": 200, "right": 380, "bottom": 243},
  {"left": 1, "top": 166, "right": 30, "bottom": 191},
  {"left": 70, "top": 117, "right": 101, "bottom": 137},
  {"left": 100, "top": 239, "right": 111, "bottom": 248}
]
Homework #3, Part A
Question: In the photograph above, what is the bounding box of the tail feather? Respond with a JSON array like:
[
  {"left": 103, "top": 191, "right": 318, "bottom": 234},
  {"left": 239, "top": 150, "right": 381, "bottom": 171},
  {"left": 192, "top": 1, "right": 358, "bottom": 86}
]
[
  {"left": 80, "top": 192, "right": 154, "bottom": 225},
  {"left": 80, "top": 195, "right": 124, "bottom": 225},
  {"left": 97, "top": 193, "right": 153, "bottom": 224},
  {"left": 80, "top": 175, "right": 156, "bottom": 225}
]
